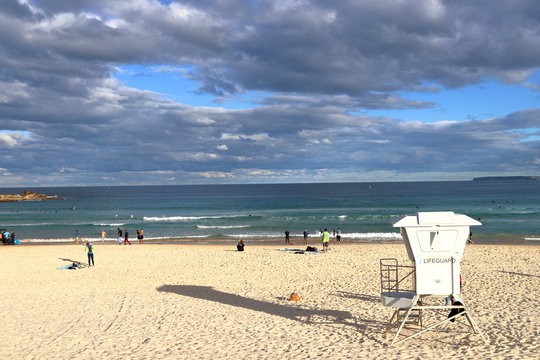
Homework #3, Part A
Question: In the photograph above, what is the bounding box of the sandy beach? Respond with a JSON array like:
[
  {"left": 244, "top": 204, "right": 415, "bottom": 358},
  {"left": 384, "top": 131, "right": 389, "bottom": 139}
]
[{"left": 0, "top": 242, "right": 538, "bottom": 359}]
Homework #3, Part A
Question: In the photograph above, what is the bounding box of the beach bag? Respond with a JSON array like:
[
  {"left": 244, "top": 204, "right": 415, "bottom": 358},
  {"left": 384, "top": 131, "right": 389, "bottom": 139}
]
[
  {"left": 306, "top": 246, "right": 318, "bottom": 252},
  {"left": 448, "top": 301, "right": 464, "bottom": 322},
  {"left": 289, "top": 293, "right": 300, "bottom": 301}
]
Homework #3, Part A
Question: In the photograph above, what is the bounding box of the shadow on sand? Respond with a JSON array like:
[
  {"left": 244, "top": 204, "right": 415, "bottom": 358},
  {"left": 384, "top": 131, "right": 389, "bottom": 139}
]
[
  {"left": 497, "top": 270, "right": 540, "bottom": 278},
  {"left": 157, "top": 285, "right": 389, "bottom": 344},
  {"left": 158, "top": 285, "right": 352, "bottom": 324},
  {"left": 58, "top": 257, "right": 87, "bottom": 266},
  {"left": 332, "top": 291, "right": 381, "bottom": 303}
]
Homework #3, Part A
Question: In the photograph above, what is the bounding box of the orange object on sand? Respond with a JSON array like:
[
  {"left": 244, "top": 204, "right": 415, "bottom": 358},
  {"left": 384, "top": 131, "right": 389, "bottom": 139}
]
[{"left": 289, "top": 292, "right": 300, "bottom": 301}]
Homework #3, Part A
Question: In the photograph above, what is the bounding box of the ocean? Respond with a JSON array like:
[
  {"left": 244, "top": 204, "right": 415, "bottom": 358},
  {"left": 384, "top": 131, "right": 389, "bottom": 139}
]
[{"left": 1, "top": 181, "right": 539, "bottom": 244}]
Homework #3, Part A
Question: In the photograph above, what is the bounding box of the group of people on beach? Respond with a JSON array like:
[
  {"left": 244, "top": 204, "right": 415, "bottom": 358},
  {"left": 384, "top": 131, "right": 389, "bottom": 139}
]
[
  {"left": 73, "top": 229, "right": 142, "bottom": 269},
  {"left": 115, "top": 228, "right": 145, "bottom": 245},
  {"left": 73, "top": 228, "right": 145, "bottom": 245},
  {"left": 79, "top": 227, "right": 144, "bottom": 268},
  {"left": 283, "top": 227, "right": 342, "bottom": 253},
  {"left": 284, "top": 228, "right": 342, "bottom": 244},
  {"left": 1, "top": 229, "right": 16, "bottom": 245}
]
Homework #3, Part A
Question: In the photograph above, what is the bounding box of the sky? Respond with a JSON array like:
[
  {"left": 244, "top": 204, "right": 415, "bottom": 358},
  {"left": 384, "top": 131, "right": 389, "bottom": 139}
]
[{"left": 0, "top": 0, "right": 539, "bottom": 187}]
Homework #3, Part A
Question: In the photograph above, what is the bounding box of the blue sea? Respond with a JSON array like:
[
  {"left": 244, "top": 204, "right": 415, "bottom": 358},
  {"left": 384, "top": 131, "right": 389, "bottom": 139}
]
[{"left": 1, "top": 181, "right": 539, "bottom": 244}]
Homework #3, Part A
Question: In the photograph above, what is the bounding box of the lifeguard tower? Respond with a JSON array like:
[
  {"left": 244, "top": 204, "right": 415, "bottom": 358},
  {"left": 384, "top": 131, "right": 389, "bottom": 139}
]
[{"left": 380, "top": 211, "right": 488, "bottom": 345}]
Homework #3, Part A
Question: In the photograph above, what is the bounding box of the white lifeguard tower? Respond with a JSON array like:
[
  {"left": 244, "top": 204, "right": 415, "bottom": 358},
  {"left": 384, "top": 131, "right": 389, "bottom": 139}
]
[{"left": 380, "top": 211, "right": 488, "bottom": 345}]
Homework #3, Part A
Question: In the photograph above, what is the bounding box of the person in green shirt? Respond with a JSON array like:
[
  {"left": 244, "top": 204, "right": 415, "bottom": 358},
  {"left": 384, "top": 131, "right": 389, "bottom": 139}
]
[
  {"left": 85, "top": 242, "right": 94, "bottom": 266},
  {"left": 321, "top": 228, "right": 330, "bottom": 253}
]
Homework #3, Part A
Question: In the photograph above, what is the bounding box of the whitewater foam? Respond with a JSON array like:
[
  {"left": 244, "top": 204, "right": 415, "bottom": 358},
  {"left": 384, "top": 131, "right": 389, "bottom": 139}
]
[
  {"left": 93, "top": 223, "right": 126, "bottom": 227},
  {"left": 197, "top": 225, "right": 250, "bottom": 229},
  {"left": 143, "top": 215, "right": 241, "bottom": 222}
]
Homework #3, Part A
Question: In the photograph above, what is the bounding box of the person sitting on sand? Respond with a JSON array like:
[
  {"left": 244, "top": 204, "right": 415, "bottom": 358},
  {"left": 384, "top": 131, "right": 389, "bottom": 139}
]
[
  {"left": 1, "top": 231, "right": 8, "bottom": 244},
  {"left": 448, "top": 296, "right": 464, "bottom": 322},
  {"left": 237, "top": 240, "right": 245, "bottom": 252}
]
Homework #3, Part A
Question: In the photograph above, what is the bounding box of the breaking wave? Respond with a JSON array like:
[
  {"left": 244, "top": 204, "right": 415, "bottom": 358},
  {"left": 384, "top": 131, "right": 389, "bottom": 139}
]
[
  {"left": 143, "top": 215, "right": 229, "bottom": 222},
  {"left": 196, "top": 225, "right": 250, "bottom": 229}
]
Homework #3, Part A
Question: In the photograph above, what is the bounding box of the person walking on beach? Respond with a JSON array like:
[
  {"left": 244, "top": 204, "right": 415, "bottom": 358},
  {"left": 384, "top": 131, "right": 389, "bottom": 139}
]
[
  {"left": 124, "top": 229, "right": 132, "bottom": 245},
  {"left": 284, "top": 229, "right": 290, "bottom": 244},
  {"left": 303, "top": 229, "right": 309, "bottom": 245},
  {"left": 100, "top": 229, "right": 107, "bottom": 243},
  {"left": 321, "top": 228, "right": 330, "bottom": 253},
  {"left": 74, "top": 229, "right": 80, "bottom": 244},
  {"left": 336, "top": 228, "right": 342, "bottom": 243},
  {"left": 117, "top": 228, "right": 123, "bottom": 245},
  {"left": 85, "top": 242, "right": 94, "bottom": 266}
]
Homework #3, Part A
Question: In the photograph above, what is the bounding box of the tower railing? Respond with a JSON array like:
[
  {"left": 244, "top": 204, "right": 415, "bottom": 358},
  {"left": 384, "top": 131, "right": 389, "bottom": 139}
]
[{"left": 380, "top": 258, "right": 415, "bottom": 294}]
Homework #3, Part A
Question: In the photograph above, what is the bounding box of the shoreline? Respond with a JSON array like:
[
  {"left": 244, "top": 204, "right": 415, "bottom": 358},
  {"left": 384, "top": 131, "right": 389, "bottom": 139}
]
[{"left": 10, "top": 236, "right": 540, "bottom": 246}]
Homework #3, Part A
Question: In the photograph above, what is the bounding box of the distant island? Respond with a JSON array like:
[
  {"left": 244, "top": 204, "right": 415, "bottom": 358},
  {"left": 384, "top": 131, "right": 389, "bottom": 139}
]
[
  {"left": 0, "top": 191, "right": 62, "bottom": 202},
  {"left": 473, "top": 176, "right": 540, "bottom": 181}
]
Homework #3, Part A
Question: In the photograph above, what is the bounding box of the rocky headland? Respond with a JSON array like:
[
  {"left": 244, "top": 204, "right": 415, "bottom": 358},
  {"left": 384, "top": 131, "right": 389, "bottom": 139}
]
[
  {"left": 473, "top": 176, "right": 539, "bottom": 181},
  {"left": 0, "top": 191, "right": 62, "bottom": 202}
]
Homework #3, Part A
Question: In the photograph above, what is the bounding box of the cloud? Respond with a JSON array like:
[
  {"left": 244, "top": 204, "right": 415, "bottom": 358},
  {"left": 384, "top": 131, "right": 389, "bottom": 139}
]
[
  {"left": 198, "top": 171, "right": 234, "bottom": 179},
  {"left": 8, "top": 0, "right": 540, "bottom": 97},
  {"left": 0, "top": 133, "right": 18, "bottom": 147},
  {"left": 0, "top": 0, "right": 539, "bottom": 186}
]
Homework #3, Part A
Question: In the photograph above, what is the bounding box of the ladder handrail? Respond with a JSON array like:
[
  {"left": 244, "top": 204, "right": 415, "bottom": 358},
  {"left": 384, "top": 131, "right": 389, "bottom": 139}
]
[{"left": 380, "top": 258, "right": 416, "bottom": 293}]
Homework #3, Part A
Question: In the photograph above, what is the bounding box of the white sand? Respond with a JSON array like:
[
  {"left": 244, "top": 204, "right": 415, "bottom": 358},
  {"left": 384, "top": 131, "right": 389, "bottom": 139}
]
[{"left": 0, "top": 243, "right": 538, "bottom": 359}]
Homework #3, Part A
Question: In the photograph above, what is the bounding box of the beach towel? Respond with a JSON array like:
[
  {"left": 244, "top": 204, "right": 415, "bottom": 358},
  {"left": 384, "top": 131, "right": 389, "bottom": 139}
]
[{"left": 57, "top": 263, "right": 82, "bottom": 270}]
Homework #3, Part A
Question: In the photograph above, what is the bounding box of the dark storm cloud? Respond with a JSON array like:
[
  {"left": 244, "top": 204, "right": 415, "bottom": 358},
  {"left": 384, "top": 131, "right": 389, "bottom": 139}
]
[
  {"left": 186, "top": 0, "right": 540, "bottom": 94},
  {"left": 10, "top": 0, "right": 540, "bottom": 93},
  {"left": 0, "top": 0, "right": 539, "bottom": 185},
  {"left": 0, "top": 0, "right": 34, "bottom": 18}
]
